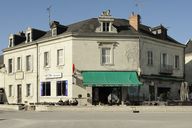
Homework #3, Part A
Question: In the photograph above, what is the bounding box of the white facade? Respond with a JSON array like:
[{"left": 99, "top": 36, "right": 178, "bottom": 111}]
[{"left": 2, "top": 12, "right": 185, "bottom": 104}]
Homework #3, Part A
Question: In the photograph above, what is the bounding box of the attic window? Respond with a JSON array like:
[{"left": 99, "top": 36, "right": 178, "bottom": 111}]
[
  {"left": 52, "top": 28, "right": 57, "bottom": 36},
  {"left": 9, "top": 38, "right": 13, "bottom": 47},
  {"left": 26, "top": 33, "right": 31, "bottom": 42},
  {"left": 95, "top": 10, "right": 117, "bottom": 33},
  {"left": 103, "top": 22, "right": 110, "bottom": 32}
]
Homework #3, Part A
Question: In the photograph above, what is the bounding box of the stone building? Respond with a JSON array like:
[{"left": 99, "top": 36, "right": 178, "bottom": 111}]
[
  {"left": 185, "top": 39, "right": 192, "bottom": 94},
  {"left": 2, "top": 11, "right": 184, "bottom": 105}
]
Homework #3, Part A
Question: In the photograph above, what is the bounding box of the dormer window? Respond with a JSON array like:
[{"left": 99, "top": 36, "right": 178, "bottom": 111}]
[
  {"left": 103, "top": 22, "right": 110, "bottom": 32},
  {"left": 8, "top": 35, "right": 14, "bottom": 47},
  {"left": 95, "top": 10, "right": 117, "bottom": 33},
  {"left": 52, "top": 28, "right": 57, "bottom": 36},
  {"left": 26, "top": 28, "right": 32, "bottom": 43},
  {"left": 9, "top": 38, "right": 13, "bottom": 47},
  {"left": 27, "top": 33, "right": 31, "bottom": 42}
]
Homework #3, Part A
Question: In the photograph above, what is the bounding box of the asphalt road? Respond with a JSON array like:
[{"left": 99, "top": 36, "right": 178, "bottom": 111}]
[{"left": 0, "top": 111, "right": 192, "bottom": 128}]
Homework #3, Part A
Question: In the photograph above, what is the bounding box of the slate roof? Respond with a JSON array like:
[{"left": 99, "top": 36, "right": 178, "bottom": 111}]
[
  {"left": 185, "top": 39, "right": 192, "bottom": 54},
  {"left": 6, "top": 18, "right": 182, "bottom": 48},
  {"left": 40, "top": 18, "right": 182, "bottom": 44}
]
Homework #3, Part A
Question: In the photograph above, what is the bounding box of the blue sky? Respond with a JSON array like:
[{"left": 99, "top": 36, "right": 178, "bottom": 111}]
[{"left": 0, "top": 0, "right": 192, "bottom": 54}]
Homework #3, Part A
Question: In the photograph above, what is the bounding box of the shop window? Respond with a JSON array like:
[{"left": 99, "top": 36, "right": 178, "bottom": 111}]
[
  {"left": 56, "top": 81, "right": 68, "bottom": 96},
  {"left": 41, "top": 82, "right": 51, "bottom": 96}
]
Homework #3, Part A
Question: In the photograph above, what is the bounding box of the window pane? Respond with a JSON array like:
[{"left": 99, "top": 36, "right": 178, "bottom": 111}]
[
  {"left": 57, "top": 81, "right": 62, "bottom": 96},
  {"left": 17, "top": 57, "right": 21, "bottom": 70},
  {"left": 8, "top": 59, "right": 13, "bottom": 73},
  {"left": 101, "top": 48, "right": 111, "bottom": 64},
  {"left": 26, "top": 55, "right": 32, "bottom": 71},
  {"left": 57, "top": 49, "right": 63, "bottom": 65},
  {"left": 27, "top": 33, "right": 30, "bottom": 42},
  {"left": 26, "top": 84, "right": 31, "bottom": 97},
  {"left": 44, "top": 52, "right": 49, "bottom": 67},
  {"left": 56, "top": 81, "right": 67, "bottom": 96},
  {"left": 46, "top": 82, "right": 51, "bottom": 96}
]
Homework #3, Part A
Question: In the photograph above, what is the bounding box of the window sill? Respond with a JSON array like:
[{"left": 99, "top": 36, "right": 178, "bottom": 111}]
[
  {"left": 26, "top": 70, "right": 33, "bottom": 73},
  {"left": 147, "top": 64, "right": 153, "bottom": 67},
  {"left": 8, "top": 73, "right": 14, "bottom": 75},
  {"left": 101, "top": 63, "right": 114, "bottom": 66},
  {"left": 44, "top": 66, "right": 50, "bottom": 70}
]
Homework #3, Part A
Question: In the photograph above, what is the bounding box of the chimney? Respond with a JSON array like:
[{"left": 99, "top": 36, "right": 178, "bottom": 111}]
[{"left": 129, "top": 12, "right": 141, "bottom": 31}]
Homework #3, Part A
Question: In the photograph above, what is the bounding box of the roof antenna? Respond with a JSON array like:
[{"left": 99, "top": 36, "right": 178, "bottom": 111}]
[
  {"left": 46, "top": 5, "right": 52, "bottom": 27},
  {"left": 133, "top": 0, "right": 143, "bottom": 14}
]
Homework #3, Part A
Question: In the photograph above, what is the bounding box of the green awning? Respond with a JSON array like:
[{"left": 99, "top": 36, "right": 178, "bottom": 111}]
[{"left": 82, "top": 71, "right": 142, "bottom": 86}]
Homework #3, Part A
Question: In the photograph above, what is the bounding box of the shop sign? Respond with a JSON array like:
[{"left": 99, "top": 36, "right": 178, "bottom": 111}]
[{"left": 45, "top": 73, "right": 62, "bottom": 79}]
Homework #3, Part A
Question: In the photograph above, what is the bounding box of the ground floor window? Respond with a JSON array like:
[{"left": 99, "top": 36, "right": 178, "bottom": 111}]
[
  {"left": 157, "top": 87, "right": 170, "bottom": 101},
  {"left": 9, "top": 85, "right": 13, "bottom": 97},
  {"left": 56, "top": 81, "right": 68, "bottom": 96},
  {"left": 41, "top": 82, "right": 51, "bottom": 96},
  {"left": 26, "top": 84, "right": 31, "bottom": 97}
]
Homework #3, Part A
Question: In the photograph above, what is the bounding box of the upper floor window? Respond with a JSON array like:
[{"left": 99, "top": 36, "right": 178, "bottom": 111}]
[
  {"left": 175, "top": 55, "right": 179, "bottom": 69},
  {"left": 103, "top": 22, "right": 110, "bottom": 32},
  {"left": 147, "top": 51, "right": 153, "bottom": 66},
  {"left": 17, "top": 57, "right": 21, "bottom": 71},
  {"left": 52, "top": 28, "right": 57, "bottom": 36},
  {"left": 101, "top": 48, "right": 111, "bottom": 65},
  {"left": 57, "top": 49, "right": 64, "bottom": 66},
  {"left": 44, "top": 52, "right": 50, "bottom": 67},
  {"left": 8, "top": 58, "right": 13, "bottom": 73},
  {"left": 26, "top": 55, "right": 32, "bottom": 71},
  {"left": 161, "top": 53, "right": 168, "bottom": 66}
]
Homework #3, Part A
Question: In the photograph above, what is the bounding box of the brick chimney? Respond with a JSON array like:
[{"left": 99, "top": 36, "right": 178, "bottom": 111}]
[{"left": 129, "top": 12, "right": 141, "bottom": 31}]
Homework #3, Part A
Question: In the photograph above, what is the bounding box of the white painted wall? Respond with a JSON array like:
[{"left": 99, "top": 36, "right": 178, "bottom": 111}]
[
  {"left": 38, "top": 37, "right": 73, "bottom": 103},
  {"left": 4, "top": 45, "right": 37, "bottom": 104}
]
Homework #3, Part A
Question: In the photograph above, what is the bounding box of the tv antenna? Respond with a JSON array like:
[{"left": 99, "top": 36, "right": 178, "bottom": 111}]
[
  {"left": 133, "top": 0, "right": 143, "bottom": 13},
  {"left": 46, "top": 5, "right": 52, "bottom": 27}
]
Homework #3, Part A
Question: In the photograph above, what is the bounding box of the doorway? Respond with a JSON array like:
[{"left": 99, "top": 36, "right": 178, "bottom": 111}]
[
  {"left": 17, "top": 84, "right": 22, "bottom": 104},
  {"left": 92, "top": 87, "right": 121, "bottom": 105}
]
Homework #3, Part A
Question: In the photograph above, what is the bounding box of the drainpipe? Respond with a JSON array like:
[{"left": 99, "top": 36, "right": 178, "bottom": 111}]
[{"left": 36, "top": 43, "right": 39, "bottom": 103}]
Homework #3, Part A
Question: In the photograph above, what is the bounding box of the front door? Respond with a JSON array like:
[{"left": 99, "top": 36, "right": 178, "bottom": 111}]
[{"left": 17, "top": 85, "right": 22, "bottom": 104}]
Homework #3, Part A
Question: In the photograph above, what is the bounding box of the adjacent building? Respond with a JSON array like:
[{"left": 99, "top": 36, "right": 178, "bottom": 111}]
[
  {"left": 2, "top": 11, "right": 185, "bottom": 105},
  {"left": 185, "top": 39, "right": 192, "bottom": 93}
]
